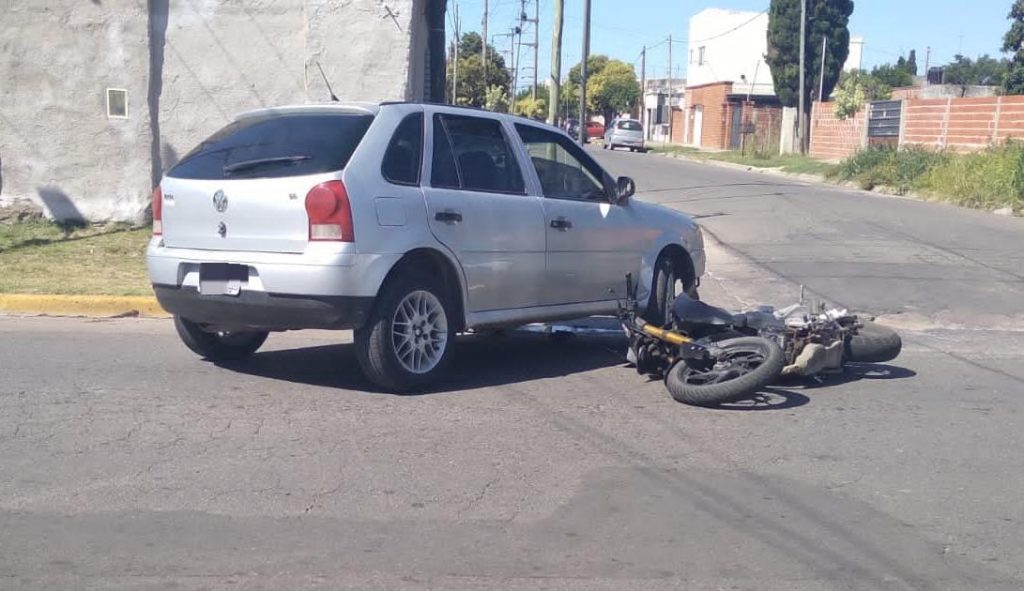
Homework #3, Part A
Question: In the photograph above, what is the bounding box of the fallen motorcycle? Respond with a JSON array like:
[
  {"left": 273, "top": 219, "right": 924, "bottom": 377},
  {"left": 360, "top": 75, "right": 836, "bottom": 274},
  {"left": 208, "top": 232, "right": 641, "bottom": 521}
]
[
  {"left": 730, "top": 289, "right": 902, "bottom": 379},
  {"left": 618, "top": 276, "right": 902, "bottom": 407},
  {"left": 618, "top": 275, "right": 786, "bottom": 407}
]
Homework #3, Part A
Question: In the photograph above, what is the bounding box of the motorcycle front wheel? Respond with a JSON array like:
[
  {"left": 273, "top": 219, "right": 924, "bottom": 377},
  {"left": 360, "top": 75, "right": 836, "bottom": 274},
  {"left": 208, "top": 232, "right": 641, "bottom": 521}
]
[{"left": 666, "top": 337, "right": 785, "bottom": 407}]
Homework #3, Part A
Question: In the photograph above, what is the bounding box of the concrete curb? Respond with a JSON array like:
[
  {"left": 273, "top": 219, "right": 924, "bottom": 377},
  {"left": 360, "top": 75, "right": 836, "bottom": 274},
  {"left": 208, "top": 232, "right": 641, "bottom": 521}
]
[{"left": 0, "top": 294, "right": 169, "bottom": 318}]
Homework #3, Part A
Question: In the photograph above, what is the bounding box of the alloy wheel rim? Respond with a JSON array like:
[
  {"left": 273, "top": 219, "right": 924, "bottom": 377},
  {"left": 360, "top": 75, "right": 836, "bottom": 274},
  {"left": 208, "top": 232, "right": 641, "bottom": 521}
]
[{"left": 392, "top": 290, "right": 448, "bottom": 374}]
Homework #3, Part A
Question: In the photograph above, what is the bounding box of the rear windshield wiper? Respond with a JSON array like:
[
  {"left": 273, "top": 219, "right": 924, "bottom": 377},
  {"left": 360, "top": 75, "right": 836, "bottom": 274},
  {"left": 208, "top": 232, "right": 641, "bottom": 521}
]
[{"left": 223, "top": 155, "right": 312, "bottom": 174}]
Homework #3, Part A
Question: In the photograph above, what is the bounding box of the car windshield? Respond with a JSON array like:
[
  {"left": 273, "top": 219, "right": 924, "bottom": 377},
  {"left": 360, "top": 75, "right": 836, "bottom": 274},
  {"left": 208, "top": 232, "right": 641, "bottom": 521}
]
[{"left": 617, "top": 120, "right": 642, "bottom": 131}]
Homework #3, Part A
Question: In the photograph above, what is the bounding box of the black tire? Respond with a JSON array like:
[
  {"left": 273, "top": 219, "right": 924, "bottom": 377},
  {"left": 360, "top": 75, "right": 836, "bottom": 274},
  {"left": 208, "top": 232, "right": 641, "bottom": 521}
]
[
  {"left": 645, "top": 254, "right": 698, "bottom": 326},
  {"left": 355, "top": 270, "right": 456, "bottom": 392},
  {"left": 666, "top": 337, "right": 785, "bottom": 407},
  {"left": 845, "top": 321, "right": 902, "bottom": 363},
  {"left": 173, "top": 315, "right": 268, "bottom": 361}
]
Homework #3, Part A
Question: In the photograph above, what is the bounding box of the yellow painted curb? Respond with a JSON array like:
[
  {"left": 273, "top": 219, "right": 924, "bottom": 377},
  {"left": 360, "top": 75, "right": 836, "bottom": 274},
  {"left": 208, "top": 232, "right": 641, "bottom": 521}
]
[{"left": 0, "top": 294, "right": 169, "bottom": 318}]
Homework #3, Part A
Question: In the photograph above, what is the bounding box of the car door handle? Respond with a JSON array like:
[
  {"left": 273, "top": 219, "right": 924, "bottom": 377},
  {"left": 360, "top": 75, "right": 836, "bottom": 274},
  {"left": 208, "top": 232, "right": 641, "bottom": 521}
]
[
  {"left": 434, "top": 210, "right": 463, "bottom": 224},
  {"left": 550, "top": 217, "right": 573, "bottom": 230}
]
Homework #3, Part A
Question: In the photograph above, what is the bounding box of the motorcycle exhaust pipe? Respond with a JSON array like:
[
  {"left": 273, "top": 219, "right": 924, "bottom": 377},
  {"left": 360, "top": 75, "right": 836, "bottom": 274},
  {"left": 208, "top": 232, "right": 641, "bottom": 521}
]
[{"left": 639, "top": 323, "right": 693, "bottom": 346}]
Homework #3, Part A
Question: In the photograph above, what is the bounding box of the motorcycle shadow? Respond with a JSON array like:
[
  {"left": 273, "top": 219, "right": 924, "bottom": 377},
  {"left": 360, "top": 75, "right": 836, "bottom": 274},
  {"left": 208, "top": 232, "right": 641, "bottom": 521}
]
[
  {"left": 778, "top": 362, "right": 917, "bottom": 390},
  {"left": 705, "top": 387, "right": 811, "bottom": 412},
  {"left": 696, "top": 363, "right": 915, "bottom": 411}
]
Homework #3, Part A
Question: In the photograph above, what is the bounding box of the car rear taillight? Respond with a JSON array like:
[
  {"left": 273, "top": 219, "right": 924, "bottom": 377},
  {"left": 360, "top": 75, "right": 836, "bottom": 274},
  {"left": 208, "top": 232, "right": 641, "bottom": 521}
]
[
  {"left": 152, "top": 186, "right": 163, "bottom": 235},
  {"left": 305, "top": 181, "right": 354, "bottom": 242}
]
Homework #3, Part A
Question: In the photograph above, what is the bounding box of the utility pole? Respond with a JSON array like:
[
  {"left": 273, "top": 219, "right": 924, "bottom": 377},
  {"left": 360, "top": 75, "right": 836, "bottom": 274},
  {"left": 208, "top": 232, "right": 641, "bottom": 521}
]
[
  {"left": 578, "top": 0, "right": 591, "bottom": 144},
  {"left": 451, "top": 3, "right": 460, "bottom": 104},
  {"left": 818, "top": 34, "right": 827, "bottom": 102},
  {"left": 548, "top": 0, "right": 563, "bottom": 125},
  {"left": 640, "top": 46, "right": 646, "bottom": 138},
  {"left": 924, "top": 46, "right": 931, "bottom": 84},
  {"left": 482, "top": 0, "right": 488, "bottom": 87},
  {"left": 798, "top": 0, "right": 807, "bottom": 154},
  {"left": 667, "top": 35, "right": 673, "bottom": 143},
  {"left": 532, "top": 0, "right": 539, "bottom": 100}
]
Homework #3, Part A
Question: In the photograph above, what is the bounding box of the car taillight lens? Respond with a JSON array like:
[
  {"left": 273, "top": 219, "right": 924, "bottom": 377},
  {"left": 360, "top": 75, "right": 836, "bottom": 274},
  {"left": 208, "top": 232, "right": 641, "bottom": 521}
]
[
  {"left": 305, "top": 181, "right": 354, "bottom": 242},
  {"left": 152, "top": 186, "right": 163, "bottom": 235}
]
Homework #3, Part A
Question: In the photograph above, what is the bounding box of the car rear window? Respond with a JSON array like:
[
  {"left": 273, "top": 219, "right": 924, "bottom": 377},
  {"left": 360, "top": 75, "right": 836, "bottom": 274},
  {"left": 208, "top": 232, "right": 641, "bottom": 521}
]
[
  {"left": 617, "top": 120, "right": 642, "bottom": 131},
  {"left": 168, "top": 113, "right": 374, "bottom": 180}
]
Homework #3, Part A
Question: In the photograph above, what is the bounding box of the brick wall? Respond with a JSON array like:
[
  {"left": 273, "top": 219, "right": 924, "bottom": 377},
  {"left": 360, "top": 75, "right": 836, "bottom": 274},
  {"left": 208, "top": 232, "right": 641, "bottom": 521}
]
[
  {"left": 903, "top": 96, "right": 1024, "bottom": 151},
  {"left": 671, "top": 108, "right": 686, "bottom": 143},
  {"left": 809, "top": 101, "right": 866, "bottom": 161},
  {"left": 684, "top": 81, "right": 732, "bottom": 149},
  {"left": 739, "top": 102, "right": 783, "bottom": 153}
]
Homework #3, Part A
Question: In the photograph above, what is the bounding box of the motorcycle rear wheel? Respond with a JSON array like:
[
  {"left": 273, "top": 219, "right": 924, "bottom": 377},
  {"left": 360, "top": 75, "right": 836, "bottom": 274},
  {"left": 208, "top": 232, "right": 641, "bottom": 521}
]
[
  {"left": 845, "top": 321, "right": 902, "bottom": 363},
  {"left": 666, "top": 337, "right": 784, "bottom": 407}
]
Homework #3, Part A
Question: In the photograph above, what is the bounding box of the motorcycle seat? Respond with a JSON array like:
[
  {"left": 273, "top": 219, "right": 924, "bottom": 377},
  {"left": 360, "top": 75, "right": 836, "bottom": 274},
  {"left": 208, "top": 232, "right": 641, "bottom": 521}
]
[{"left": 672, "top": 294, "right": 736, "bottom": 326}]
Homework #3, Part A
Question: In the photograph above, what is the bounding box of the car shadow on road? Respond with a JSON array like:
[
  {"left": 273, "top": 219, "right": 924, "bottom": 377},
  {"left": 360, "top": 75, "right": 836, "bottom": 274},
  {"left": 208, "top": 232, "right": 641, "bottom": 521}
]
[{"left": 215, "top": 332, "right": 627, "bottom": 394}]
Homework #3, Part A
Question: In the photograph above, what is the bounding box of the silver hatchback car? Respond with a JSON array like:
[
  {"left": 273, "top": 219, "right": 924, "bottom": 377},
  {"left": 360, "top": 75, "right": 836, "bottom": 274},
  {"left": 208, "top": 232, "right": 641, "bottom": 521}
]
[
  {"left": 148, "top": 102, "right": 704, "bottom": 391},
  {"left": 604, "top": 118, "right": 646, "bottom": 152}
]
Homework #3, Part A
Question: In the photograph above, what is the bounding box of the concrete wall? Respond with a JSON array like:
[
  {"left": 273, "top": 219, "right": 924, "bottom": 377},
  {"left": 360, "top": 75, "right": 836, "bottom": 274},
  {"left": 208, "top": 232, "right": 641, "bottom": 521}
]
[{"left": 0, "top": 0, "right": 432, "bottom": 223}]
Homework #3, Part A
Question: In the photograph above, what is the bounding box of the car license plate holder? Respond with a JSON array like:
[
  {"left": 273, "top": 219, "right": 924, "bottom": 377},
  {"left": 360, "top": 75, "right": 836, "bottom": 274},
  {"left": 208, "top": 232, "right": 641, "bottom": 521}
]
[{"left": 199, "top": 263, "right": 248, "bottom": 296}]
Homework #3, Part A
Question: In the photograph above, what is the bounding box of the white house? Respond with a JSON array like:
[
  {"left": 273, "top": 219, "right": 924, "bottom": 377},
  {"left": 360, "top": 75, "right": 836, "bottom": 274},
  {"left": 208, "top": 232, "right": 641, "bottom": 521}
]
[{"left": 686, "top": 9, "right": 776, "bottom": 98}]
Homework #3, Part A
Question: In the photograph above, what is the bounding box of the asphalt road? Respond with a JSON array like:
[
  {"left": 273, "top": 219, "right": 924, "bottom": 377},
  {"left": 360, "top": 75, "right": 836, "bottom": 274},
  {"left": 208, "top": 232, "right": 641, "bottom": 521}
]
[{"left": 3, "top": 153, "right": 1024, "bottom": 590}]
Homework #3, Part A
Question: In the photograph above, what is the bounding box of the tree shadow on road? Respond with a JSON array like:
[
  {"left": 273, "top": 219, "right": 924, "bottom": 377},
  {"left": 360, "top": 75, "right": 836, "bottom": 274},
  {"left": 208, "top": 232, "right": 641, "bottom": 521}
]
[{"left": 214, "top": 332, "right": 627, "bottom": 394}]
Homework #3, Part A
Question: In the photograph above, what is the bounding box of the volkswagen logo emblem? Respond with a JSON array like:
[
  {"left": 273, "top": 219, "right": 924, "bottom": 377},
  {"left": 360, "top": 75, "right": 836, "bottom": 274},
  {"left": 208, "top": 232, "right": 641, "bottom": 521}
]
[{"left": 212, "top": 190, "right": 228, "bottom": 213}]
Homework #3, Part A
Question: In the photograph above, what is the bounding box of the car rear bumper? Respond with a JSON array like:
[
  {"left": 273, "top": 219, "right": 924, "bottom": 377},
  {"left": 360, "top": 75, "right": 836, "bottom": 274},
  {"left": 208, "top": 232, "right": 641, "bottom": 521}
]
[
  {"left": 147, "top": 239, "right": 400, "bottom": 298},
  {"left": 153, "top": 285, "right": 374, "bottom": 331}
]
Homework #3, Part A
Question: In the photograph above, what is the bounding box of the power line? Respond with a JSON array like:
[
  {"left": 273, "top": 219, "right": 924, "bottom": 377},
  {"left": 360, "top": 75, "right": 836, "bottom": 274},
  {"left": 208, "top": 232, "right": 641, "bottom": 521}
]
[{"left": 688, "top": 10, "right": 766, "bottom": 44}]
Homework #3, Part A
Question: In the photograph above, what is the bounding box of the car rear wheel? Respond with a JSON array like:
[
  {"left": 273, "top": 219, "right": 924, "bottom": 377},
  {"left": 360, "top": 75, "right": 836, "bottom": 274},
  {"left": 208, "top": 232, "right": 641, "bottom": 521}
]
[
  {"left": 355, "top": 271, "right": 456, "bottom": 392},
  {"left": 173, "top": 315, "right": 268, "bottom": 361}
]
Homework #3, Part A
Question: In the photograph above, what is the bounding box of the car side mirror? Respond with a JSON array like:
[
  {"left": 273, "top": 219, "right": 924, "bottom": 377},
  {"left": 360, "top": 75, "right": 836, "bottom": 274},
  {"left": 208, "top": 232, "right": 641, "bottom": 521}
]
[{"left": 615, "top": 176, "right": 636, "bottom": 203}]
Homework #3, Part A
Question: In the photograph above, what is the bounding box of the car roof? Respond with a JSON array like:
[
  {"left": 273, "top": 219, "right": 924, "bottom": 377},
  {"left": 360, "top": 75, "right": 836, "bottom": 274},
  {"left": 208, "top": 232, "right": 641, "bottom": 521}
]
[{"left": 234, "top": 102, "right": 380, "bottom": 121}]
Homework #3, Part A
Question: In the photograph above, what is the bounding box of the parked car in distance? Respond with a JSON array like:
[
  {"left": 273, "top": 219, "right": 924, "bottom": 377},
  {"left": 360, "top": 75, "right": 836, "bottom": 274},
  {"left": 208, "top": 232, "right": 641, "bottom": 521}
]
[
  {"left": 585, "top": 120, "right": 606, "bottom": 139},
  {"left": 147, "top": 102, "right": 705, "bottom": 392},
  {"left": 604, "top": 118, "right": 646, "bottom": 152},
  {"left": 564, "top": 118, "right": 580, "bottom": 138}
]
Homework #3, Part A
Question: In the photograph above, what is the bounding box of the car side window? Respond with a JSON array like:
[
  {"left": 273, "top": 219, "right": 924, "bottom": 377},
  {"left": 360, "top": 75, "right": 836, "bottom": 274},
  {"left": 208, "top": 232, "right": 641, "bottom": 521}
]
[
  {"left": 431, "top": 116, "right": 461, "bottom": 189},
  {"left": 431, "top": 114, "right": 526, "bottom": 194},
  {"left": 382, "top": 112, "right": 424, "bottom": 185},
  {"left": 515, "top": 124, "right": 607, "bottom": 202}
]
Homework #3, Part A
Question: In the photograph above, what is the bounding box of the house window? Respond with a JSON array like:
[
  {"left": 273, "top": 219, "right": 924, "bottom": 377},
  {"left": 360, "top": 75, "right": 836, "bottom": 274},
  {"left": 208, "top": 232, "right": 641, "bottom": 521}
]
[
  {"left": 106, "top": 89, "right": 128, "bottom": 119},
  {"left": 698, "top": 46, "right": 706, "bottom": 66}
]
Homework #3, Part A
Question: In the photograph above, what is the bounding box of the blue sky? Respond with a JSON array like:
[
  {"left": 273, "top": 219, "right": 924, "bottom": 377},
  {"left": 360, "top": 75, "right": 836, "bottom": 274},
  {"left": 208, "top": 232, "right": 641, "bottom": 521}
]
[{"left": 451, "top": 0, "right": 1012, "bottom": 92}]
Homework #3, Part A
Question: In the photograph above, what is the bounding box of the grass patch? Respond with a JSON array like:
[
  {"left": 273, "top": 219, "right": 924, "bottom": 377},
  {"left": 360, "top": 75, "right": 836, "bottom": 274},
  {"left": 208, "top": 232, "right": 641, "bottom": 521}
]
[
  {"left": 708, "top": 152, "right": 838, "bottom": 175},
  {"left": 831, "top": 143, "right": 1024, "bottom": 212},
  {"left": 648, "top": 144, "right": 702, "bottom": 156},
  {"left": 0, "top": 223, "right": 152, "bottom": 296}
]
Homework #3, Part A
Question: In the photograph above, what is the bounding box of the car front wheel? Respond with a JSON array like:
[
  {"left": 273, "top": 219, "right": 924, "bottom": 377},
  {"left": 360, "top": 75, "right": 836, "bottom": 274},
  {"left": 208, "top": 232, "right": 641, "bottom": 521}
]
[{"left": 355, "top": 271, "right": 456, "bottom": 392}]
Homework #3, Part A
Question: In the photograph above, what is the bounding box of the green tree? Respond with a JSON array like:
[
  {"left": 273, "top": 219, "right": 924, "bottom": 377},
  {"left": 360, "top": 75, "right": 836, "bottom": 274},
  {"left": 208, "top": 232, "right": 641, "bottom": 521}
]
[
  {"left": 513, "top": 96, "right": 547, "bottom": 119},
  {"left": 766, "top": 0, "right": 854, "bottom": 111},
  {"left": 906, "top": 49, "right": 918, "bottom": 76},
  {"left": 561, "top": 55, "right": 639, "bottom": 122},
  {"left": 589, "top": 60, "right": 641, "bottom": 123},
  {"left": 1003, "top": 0, "right": 1024, "bottom": 94},
  {"left": 446, "top": 32, "right": 511, "bottom": 108},
  {"left": 515, "top": 84, "right": 550, "bottom": 105},
  {"left": 872, "top": 63, "right": 914, "bottom": 88},
  {"left": 832, "top": 69, "right": 891, "bottom": 119},
  {"left": 943, "top": 54, "right": 1009, "bottom": 96},
  {"left": 484, "top": 85, "right": 510, "bottom": 113}
]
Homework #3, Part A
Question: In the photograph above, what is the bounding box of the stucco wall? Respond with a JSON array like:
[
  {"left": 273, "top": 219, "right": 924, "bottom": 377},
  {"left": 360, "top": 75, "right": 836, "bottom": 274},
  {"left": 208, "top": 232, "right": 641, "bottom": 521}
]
[{"left": 0, "top": 0, "right": 428, "bottom": 223}]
